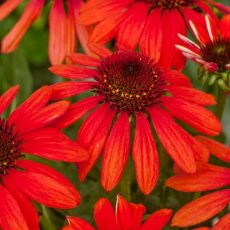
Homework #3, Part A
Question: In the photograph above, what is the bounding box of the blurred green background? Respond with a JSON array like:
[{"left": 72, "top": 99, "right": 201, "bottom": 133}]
[{"left": 0, "top": 1, "right": 229, "bottom": 229}]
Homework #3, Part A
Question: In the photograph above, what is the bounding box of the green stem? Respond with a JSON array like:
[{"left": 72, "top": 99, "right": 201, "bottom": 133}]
[
  {"left": 40, "top": 205, "right": 56, "bottom": 230},
  {"left": 119, "top": 159, "right": 132, "bottom": 201},
  {"left": 214, "top": 85, "right": 227, "bottom": 121}
]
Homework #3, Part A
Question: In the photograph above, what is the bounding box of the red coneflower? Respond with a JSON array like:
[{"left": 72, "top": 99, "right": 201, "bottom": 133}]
[
  {"left": 176, "top": 14, "right": 230, "bottom": 72},
  {"left": 78, "top": 0, "right": 229, "bottom": 70},
  {"left": 0, "top": 0, "right": 90, "bottom": 64},
  {"left": 62, "top": 194, "right": 172, "bottom": 230},
  {"left": 49, "top": 45, "right": 221, "bottom": 195},
  {"left": 166, "top": 137, "right": 230, "bottom": 228},
  {"left": 0, "top": 85, "right": 88, "bottom": 230}
]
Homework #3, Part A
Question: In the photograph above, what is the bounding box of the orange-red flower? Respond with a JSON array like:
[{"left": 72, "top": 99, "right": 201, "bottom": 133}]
[
  {"left": 176, "top": 14, "right": 230, "bottom": 72},
  {"left": 63, "top": 195, "right": 172, "bottom": 230},
  {"left": 49, "top": 46, "right": 221, "bottom": 194},
  {"left": 0, "top": 0, "right": 90, "bottom": 64},
  {"left": 78, "top": 0, "right": 229, "bottom": 70},
  {"left": 0, "top": 85, "right": 88, "bottom": 230},
  {"left": 166, "top": 137, "right": 230, "bottom": 228}
]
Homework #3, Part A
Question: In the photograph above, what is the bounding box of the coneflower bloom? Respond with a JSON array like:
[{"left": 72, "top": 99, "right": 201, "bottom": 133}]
[
  {"left": 176, "top": 14, "right": 230, "bottom": 73},
  {"left": 0, "top": 85, "right": 88, "bottom": 230},
  {"left": 0, "top": 0, "right": 90, "bottom": 64},
  {"left": 78, "top": 0, "right": 229, "bottom": 70},
  {"left": 166, "top": 138, "right": 230, "bottom": 228},
  {"left": 62, "top": 195, "right": 172, "bottom": 230},
  {"left": 49, "top": 46, "right": 221, "bottom": 194}
]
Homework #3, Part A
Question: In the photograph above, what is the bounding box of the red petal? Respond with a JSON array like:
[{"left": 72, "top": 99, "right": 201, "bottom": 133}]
[
  {"left": 116, "top": 195, "right": 133, "bottom": 230},
  {"left": 1, "top": 0, "right": 44, "bottom": 53},
  {"left": 196, "top": 135, "right": 230, "bottom": 162},
  {"left": 49, "top": 0, "right": 66, "bottom": 65},
  {"left": 49, "top": 64, "right": 97, "bottom": 79},
  {"left": 133, "top": 112, "right": 159, "bottom": 195},
  {"left": 88, "top": 43, "right": 112, "bottom": 58},
  {"left": 15, "top": 100, "right": 70, "bottom": 134},
  {"left": 94, "top": 198, "right": 117, "bottom": 230},
  {"left": 3, "top": 177, "right": 39, "bottom": 230},
  {"left": 67, "top": 53, "right": 100, "bottom": 66},
  {"left": 164, "top": 70, "right": 192, "bottom": 87},
  {"left": 51, "top": 96, "right": 102, "bottom": 129},
  {"left": 9, "top": 86, "right": 51, "bottom": 126},
  {"left": 10, "top": 160, "right": 81, "bottom": 208},
  {"left": 162, "top": 97, "right": 221, "bottom": 136},
  {"left": 0, "top": 184, "right": 29, "bottom": 230},
  {"left": 129, "top": 203, "right": 146, "bottom": 230},
  {"left": 220, "top": 14, "right": 230, "bottom": 39},
  {"left": 101, "top": 112, "right": 130, "bottom": 191},
  {"left": 140, "top": 8, "right": 162, "bottom": 62},
  {"left": 21, "top": 127, "right": 88, "bottom": 162},
  {"left": 116, "top": 2, "right": 149, "bottom": 50},
  {"left": 213, "top": 213, "right": 230, "bottom": 230},
  {"left": 77, "top": 104, "right": 115, "bottom": 181},
  {"left": 50, "top": 82, "right": 95, "bottom": 100},
  {"left": 148, "top": 106, "right": 196, "bottom": 173},
  {"left": 0, "top": 85, "right": 18, "bottom": 115},
  {"left": 166, "top": 163, "right": 230, "bottom": 192},
  {"left": 0, "top": 0, "right": 21, "bottom": 20},
  {"left": 141, "top": 209, "right": 172, "bottom": 230},
  {"left": 172, "top": 190, "right": 230, "bottom": 227},
  {"left": 67, "top": 217, "right": 95, "bottom": 230},
  {"left": 167, "top": 85, "right": 216, "bottom": 106},
  {"left": 159, "top": 10, "right": 186, "bottom": 70}
]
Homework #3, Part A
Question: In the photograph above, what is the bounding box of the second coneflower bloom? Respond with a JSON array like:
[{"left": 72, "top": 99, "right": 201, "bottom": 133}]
[{"left": 49, "top": 46, "right": 221, "bottom": 195}]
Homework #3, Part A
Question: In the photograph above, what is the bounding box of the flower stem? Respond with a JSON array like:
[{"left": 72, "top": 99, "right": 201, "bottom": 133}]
[{"left": 214, "top": 85, "right": 227, "bottom": 120}]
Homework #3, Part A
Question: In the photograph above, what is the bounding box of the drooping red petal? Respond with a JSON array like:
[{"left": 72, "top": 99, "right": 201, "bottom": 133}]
[
  {"left": 3, "top": 177, "right": 39, "bottom": 230},
  {"left": 213, "top": 213, "right": 230, "bottom": 230},
  {"left": 77, "top": 104, "right": 116, "bottom": 181},
  {"left": 148, "top": 106, "right": 196, "bottom": 173},
  {"left": 67, "top": 53, "right": 100, "bottom": 66},
  {"left": 49, "top": 65, "right": 97, "bottom": 79},
  {"left": 101, "top": 112, "right": 130, "bottom": 191},
  {"left": 0, "top": 0, "right": 21, "bottom": 20},
  {"left": 0, "top": 184, "right": 29, "bottom": 230},
  {"left": 49, "top": 0, "right": 66, "bottom": 65},
  {"left": 10, "top": 160, "right": 81, "bottom": 209},
  {"left": 116, "top": 2, "right": 149, "bottom": 50},
  {"left": 195, "top": 135, "right": 230, "bottom": 162},
  {"left": 116, "top": 195, "right": 133, "bottom": 230},
  {"left": 140, "top": 8, "right": 163, "bottom": 62},
  {"left": 50, "top": 82, "right": 95, "bottom": 100},
  {"left": 164, "top": 70, "right": 192, "bottom": 87},
  {"left": 88, "top": 43, "right": 112, "bottom": 58},
  {"left": 133, "top": 112, "right": 159, "bottom": 195},
  {"left": 159, "top": 10, "right": 186, "bottom": 70},
  {"left": 220, "top": 14, "right": 230, "bottom": 39},
  {"left": 162, "top": 97, "right": 221, "bottom": 136},
  {"left": 1, "top": 0, "right": 45, "bottom": 53},
  {"left": 172, "top": 190, "right": 230, "bottom": 227},
  {"left": 0, "top": 85, "right": 18, "bottom": 115},
  {"left": 51, "top": 96, "right": 102, "bottom": 129},
  {"left": 15, "top": 100, "right": 70, "bottom": 134},
  {"left": 8, "top": 86, "right": 51, "bottom": 126},
  {"left": 21, "top": 127, "right": 88, "bottom": 162},
  {"left": 94, "top": 198, "right": 117, "bottom": 230},
  {"left": 167, "top": 85, "right": 216, "bottom": 106},
  {"left": 166, "top": 163, "right": 230, "bottom": 192},
  {"left": 141, "top": 209, "right": 172, "bottom": 230}
]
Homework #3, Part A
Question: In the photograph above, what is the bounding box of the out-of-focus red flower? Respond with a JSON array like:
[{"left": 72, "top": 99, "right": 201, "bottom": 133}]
[
  {"left": 0, "top": 0, "right": 91, "bottom": 64},
  {"left": 49, "top": 45, "right": 221, "bottom": 194},
  {"left": 0, "top": 85, "right": 88, "bottom": 230},
  {"left": 176, "top": 14, "right": 230, "bottom": 72},
  {"left": 78, "top": 0, "right": 229, "bottom": 70},
  {"left": 166, "top": 137, "right": 230, "bottom": 228},
  {"left": 62, "top": 194, "right": 172, "bottom": 230}
]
